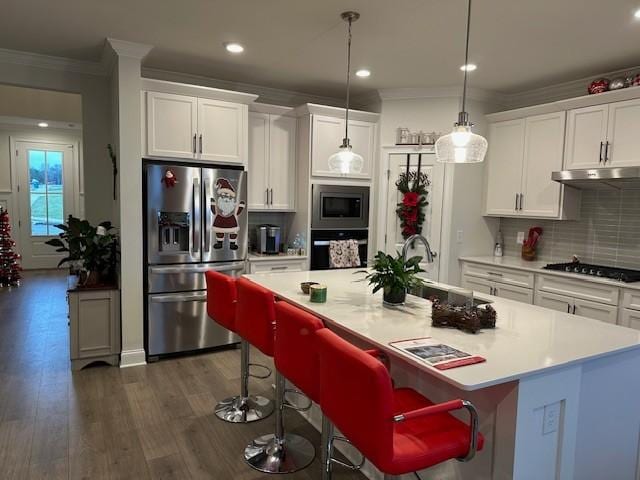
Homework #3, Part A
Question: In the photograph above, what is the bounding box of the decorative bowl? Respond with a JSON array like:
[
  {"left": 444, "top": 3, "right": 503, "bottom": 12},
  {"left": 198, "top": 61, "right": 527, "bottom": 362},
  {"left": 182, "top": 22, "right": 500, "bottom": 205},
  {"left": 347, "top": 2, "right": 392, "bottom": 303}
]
[{"left": 300, "top": 281, "right": 319, "bottom": 294}]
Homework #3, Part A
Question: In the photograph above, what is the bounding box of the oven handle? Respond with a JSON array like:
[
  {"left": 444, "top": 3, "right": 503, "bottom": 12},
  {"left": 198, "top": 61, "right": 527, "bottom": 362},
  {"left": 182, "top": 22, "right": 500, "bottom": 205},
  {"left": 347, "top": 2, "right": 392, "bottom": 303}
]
[
  {"left": 149, "top": 262, "right": 245, "bottom": 275},
  {"left": 312, "top": 239, "right": 368, "bottom": 247},
  {"left": 149, "top": 292, "right": 207, "bottom": 304}
]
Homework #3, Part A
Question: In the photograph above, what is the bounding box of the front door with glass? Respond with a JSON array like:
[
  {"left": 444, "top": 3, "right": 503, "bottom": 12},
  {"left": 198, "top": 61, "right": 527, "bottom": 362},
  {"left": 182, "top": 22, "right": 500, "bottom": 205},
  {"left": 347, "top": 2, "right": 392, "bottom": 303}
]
[{"left": 16, "top": 141, "right": 75, "bottom": 269}]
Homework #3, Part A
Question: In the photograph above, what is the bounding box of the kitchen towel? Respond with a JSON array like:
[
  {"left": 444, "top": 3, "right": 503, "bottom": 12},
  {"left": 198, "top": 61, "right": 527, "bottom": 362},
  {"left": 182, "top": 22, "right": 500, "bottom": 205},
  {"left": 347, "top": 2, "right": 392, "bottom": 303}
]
[{"left": 329, "top": 240, "right": 361, "bottom": 269}]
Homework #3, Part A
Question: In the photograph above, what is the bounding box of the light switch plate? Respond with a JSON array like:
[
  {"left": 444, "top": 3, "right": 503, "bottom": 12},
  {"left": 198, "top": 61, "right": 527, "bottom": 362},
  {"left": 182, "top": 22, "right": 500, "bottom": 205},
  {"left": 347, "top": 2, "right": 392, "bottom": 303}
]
[
  {"left": 456, "top": 230, "right": 463, "bottom": 243},
  {"left": 516, "top": 231, "right": 525, "bottom": 245},
  {"left": 543, "top": 402, "right": 561, "bottom": 435}
]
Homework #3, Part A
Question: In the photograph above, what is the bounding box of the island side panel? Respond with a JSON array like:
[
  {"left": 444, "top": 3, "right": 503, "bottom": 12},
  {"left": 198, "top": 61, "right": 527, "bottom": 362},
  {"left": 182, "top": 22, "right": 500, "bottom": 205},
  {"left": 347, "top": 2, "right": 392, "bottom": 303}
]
[{"left": 574, "top": 348, "right": 640, "bottom": 480}]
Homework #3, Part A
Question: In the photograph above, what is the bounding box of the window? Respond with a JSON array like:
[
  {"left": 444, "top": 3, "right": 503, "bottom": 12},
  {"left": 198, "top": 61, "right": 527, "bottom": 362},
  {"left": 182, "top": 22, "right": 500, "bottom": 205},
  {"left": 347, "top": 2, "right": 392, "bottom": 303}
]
[{"left": 28, "top": 149, "right": 63, "bottom": 236}]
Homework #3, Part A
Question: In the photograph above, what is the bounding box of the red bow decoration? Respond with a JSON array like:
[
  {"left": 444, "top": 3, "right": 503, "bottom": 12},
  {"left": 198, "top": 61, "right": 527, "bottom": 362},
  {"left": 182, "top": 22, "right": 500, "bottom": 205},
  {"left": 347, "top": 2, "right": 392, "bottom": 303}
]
[{"left": 396, "top": 170, "right": 430, "bottom": 240}]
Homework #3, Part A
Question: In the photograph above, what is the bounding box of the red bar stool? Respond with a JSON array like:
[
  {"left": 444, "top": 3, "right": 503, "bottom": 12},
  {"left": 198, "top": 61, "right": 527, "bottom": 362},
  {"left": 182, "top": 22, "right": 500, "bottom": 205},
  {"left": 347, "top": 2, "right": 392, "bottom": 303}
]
[
  {"left": 244, "top": 299, "right": 325, "bottom": 474},
  {"left": 316, "top": 329, "right": 484, "bottom": 480},
  {"left": 205, "top": 271, "right": 273, "bottom": 423}
]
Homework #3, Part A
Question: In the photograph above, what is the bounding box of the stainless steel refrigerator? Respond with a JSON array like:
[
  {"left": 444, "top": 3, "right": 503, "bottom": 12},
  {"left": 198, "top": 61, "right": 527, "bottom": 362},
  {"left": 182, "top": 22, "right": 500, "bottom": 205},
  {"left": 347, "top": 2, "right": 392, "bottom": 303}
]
[{"left": 144, "top": 162, "right": 247, "bottom": 360}]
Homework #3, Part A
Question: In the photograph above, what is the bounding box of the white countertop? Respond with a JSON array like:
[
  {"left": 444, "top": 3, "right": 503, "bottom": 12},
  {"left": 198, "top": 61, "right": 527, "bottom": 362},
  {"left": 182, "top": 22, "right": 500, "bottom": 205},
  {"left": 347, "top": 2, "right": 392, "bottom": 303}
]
[
  {"left": 245, "top": 269, "right": 640, "bottom": 391},
  {"left": 460, "top": 255, "right": 640, "bottom": 291},
  {"left": 248, "top": 253, "right": 307, "bottom": 262}
]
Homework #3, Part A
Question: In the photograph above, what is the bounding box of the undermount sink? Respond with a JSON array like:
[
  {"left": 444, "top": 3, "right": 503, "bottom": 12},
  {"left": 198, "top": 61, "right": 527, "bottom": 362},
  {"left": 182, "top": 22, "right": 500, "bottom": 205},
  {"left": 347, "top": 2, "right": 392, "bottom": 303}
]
[{"left": 409, "top": 284, "right": 492, "bottom": 307}]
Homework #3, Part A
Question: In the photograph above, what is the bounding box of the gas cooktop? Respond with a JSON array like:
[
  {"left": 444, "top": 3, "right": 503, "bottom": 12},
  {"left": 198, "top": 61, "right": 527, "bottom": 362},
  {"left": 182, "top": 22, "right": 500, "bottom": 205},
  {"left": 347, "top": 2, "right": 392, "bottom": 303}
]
[{"left": 543, "top": 262, "right": 640, "bottom": 283}]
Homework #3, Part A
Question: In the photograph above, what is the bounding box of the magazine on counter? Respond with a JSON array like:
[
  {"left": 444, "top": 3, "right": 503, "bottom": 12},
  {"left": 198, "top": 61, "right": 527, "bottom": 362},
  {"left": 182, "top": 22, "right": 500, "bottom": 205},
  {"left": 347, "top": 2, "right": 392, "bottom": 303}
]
[{"left": 389, "top": 337, "right": 486, "bottom": 370}]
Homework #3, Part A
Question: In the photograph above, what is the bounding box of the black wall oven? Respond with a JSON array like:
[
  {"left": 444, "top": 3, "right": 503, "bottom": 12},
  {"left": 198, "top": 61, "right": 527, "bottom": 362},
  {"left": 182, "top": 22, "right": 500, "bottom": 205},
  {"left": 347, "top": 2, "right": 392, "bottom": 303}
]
[
  {"left": 311, "top": 184, "right": 369, "bottom": 230},
  {"left": 310, "top": 229, "right": 369, "bottom": 270}
]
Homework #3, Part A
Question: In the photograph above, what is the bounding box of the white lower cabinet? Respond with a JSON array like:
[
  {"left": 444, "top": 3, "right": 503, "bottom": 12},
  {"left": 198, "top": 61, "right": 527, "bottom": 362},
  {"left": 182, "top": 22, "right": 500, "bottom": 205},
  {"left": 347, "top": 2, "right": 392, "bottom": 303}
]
[
  {"left": 461, "top": 274, "right": 533, "bottom": 304},
  {"left": 620, "top": 308, "right": 640, "bottom": 330},
  {"left": 534, "top": 290, "right": 572, "bottom": 313},
  {"left": 248, "top": 258, "right": 307, "bottom": 274},
  {"left": 534, "top": 283, "right": 618, "bottom": 324}
]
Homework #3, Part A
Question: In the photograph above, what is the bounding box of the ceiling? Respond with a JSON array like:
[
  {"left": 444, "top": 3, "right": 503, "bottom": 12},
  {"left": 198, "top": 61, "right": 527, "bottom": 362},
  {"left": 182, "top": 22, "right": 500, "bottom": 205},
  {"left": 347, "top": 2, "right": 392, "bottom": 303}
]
[{"left": 2, "top": 0, "right": 640, "bottom": 99}]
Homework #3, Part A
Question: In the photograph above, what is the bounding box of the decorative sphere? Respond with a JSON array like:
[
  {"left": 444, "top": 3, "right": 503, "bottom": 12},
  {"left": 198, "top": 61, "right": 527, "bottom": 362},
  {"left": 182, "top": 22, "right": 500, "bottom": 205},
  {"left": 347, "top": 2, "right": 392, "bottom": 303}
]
[{"left": 610, "top": 77, "right": 626, "bottom": 90}]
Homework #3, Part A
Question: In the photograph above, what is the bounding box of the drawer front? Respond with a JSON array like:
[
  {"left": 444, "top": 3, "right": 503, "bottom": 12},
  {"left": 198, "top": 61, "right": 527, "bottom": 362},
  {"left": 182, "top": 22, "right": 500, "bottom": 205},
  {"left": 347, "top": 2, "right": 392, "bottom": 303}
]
[
  {"left": 461, "top": 262, "right": 534, "bottom": 289},
  {"left": 493, "top": 283, "right": 533, "bottom": 304},
  {"left": 536, "top": 274, "right": 619, "bottom": 305},
  {"left": 250, "top": 259, "right": 307, "bottom": 274},
  {"left": 622, "top": 289, "right": 640, "bottom": 310},
  {"left": 460, "top": 275, "right": 493, "bottom": 296},
  {"left": 620, "top": 308, "right": 640, "bottom": 330},
  {"left": 534, "top": 290, "right": 573, "bottom": 314}
]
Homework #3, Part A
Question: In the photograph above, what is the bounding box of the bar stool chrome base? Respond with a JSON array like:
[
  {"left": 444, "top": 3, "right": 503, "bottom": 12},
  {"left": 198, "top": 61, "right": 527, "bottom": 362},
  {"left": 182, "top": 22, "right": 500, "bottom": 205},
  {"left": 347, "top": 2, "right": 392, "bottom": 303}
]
[
  {"left": 215, "top": 395, "right": 274, "bottom": 423},
  {"left": 244, "top": 433, "right": 315, "bottom": 474}
]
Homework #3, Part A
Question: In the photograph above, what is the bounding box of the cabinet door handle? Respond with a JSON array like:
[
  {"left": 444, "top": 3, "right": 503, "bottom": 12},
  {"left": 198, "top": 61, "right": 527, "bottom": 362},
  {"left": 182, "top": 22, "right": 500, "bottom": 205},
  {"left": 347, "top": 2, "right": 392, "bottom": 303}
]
[
  {"left": 599, "top": 141, "right": 604, "bottom": 163},
  {"left": 519, "top": 193, "right": 524, "bottom": 211},
  {"left": 604, "top": 141, "right": 610, "bottom": 163},
  {"left": 494, "top": 287, "right": 498, "bottom": 296},
  {"left": 199, "top": 134, "right": 203, "bottom": 154},
  {"left": 271, "top": 266, "right": 288, "bottom": 271},
  {"left": 572, "top": 304, "right": 576, "bottom": 315},
  {"left": 265, "top": 188, "right": 269, "bottom": 205},
  {"left": 515, "top": 193, "right": 519, "bottom": 211},
  {"left": 193, "top": 134, "right": 197, "bottom": 154},
  {"left": 567, "top": 303, "right": 571, "bottom": 313},
  {"left": 270, "top": 188, "right": 273, "bottom": 205}
]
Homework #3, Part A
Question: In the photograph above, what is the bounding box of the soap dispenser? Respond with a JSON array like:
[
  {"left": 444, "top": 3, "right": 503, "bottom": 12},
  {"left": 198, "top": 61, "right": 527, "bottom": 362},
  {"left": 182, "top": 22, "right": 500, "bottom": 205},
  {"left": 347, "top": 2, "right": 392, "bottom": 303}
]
[{"left": 494, "top": 229, "right": 504, "bottom": 257}]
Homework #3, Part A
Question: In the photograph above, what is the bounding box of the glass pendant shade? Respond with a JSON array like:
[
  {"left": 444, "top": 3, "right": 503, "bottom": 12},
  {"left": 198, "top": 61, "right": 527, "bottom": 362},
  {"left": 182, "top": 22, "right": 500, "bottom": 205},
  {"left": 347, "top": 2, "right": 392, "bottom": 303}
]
[
  {"left": 328, "top": 142, "right": 364, "bottom": 174},
  {"left": 435, "top": 124, "right": 488, "bottom": 164}
]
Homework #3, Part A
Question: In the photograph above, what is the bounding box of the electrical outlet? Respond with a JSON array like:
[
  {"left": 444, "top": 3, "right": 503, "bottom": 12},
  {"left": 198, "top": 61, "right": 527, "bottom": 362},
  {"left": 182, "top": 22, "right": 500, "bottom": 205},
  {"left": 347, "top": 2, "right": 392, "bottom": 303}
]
[
  {"left": 516, "top": 231, "right": 525, "bottom": 245},
  {"left": 456, "top": 230, "right": 463, "bottom": 243},
  {"left": 542, "top": 402, "right": 561, "bottom": 435}
]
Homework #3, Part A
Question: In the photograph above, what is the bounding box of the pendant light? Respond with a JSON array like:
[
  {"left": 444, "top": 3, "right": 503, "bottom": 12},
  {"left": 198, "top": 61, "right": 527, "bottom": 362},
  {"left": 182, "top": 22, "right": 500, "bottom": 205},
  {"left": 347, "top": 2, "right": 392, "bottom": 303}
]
[
  {"left": 435, "top": 0, "right": 488, "bottom": 164},
  {"left": 328, "top": 11, "right": 364, "bottom": 175}
]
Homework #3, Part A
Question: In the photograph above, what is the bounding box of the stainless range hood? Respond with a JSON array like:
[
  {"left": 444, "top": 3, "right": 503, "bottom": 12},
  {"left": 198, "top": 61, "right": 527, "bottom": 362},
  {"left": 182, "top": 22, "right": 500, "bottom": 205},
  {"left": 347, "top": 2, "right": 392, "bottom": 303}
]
[{"left": 552, "top": 167, "right": 640, "bottom": 190}]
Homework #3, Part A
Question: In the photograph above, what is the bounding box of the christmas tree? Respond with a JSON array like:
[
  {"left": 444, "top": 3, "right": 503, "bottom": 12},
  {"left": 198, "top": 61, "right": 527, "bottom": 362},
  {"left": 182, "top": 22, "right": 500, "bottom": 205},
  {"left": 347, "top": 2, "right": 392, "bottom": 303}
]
[{"left": 0, "top": 207, "right": 21, "bottom": 287}]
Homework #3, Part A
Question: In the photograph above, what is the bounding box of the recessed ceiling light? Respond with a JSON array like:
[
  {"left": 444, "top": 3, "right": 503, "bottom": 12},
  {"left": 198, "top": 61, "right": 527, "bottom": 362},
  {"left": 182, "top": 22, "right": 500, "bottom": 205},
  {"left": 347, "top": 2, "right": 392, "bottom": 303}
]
[
  {"left": 460, "top": 64, "right": 477, "bottom": 72},
  {"left": 37, "top": 122, "right": 49, "bottom": 128},
  {"left": 355, "top": 69, "right": 371, "bottom": 78},
  {"left": 635, "top": 8, "right": 640, "bottom": 18},
  {"left": 224, "top": 42, "right": 244, "bottom": 54}
]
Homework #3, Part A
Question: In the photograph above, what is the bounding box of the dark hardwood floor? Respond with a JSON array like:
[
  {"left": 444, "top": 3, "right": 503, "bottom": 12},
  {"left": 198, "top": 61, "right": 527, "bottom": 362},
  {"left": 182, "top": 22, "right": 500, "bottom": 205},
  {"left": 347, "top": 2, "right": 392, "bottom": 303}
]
[{"left": 0, "top": 270, "right": 364, "bottom": 479}]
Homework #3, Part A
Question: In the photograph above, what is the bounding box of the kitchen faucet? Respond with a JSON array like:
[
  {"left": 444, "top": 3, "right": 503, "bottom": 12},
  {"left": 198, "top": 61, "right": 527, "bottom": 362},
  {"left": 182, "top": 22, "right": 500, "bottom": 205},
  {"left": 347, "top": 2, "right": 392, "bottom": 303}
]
[{"left": 402, "top": 234, "right": 436, "bottom": 264}]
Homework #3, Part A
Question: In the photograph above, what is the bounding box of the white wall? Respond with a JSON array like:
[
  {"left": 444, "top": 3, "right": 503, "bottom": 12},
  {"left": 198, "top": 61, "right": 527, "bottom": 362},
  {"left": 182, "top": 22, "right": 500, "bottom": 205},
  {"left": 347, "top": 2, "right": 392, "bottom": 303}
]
[
  {"left": 0, "top": 84, "right": 82, "bottom": 124},
  {"left": 0, "top": 56, "right": 113, "bottom": 225}
]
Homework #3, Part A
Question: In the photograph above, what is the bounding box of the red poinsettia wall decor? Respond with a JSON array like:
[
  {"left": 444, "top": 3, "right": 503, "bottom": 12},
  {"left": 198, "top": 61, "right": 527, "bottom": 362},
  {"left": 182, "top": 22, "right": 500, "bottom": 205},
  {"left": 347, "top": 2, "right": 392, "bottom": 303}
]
[{"left": 396, "top": 171, "right": 430, "bottom": 239}]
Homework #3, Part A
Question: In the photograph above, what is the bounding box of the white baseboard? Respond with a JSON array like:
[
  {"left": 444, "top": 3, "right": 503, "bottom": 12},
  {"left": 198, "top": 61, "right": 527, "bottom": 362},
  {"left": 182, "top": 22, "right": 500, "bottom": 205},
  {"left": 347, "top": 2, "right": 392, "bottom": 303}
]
[{"left": 119, "top": 348, "right": 147, "bottom": 368}]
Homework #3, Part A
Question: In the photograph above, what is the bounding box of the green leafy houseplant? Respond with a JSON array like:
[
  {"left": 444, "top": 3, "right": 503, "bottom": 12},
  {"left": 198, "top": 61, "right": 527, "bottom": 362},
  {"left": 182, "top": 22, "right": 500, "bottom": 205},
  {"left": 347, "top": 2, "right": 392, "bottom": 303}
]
[
  {"left": 45, "top": 215, "right": 119, "bottom": 287},
  {"left": 366, "top": 251, "right": 426, "bottom": 306}
]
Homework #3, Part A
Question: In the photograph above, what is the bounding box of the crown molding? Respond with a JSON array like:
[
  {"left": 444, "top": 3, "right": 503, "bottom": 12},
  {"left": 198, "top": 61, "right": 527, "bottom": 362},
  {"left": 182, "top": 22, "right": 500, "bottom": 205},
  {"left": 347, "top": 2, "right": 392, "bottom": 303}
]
[
  {"left": 0, "top": 47, "right": 105, "bottom": 76},
  {"left": 503, "top": 64, "right": 640, "bottom": 109},
  {"left": 293, "top": 103, "right": 379, "bottom": 122},
  {"left": 106, "top": 38, "right": 153, "bottom": 60},
  {"left": 377, "top": 86, "right": 509, "bottom": 106},
  {"left": 142, "top": 78, "right": 258, "bottom": 105},
  {"left": 249, "top": 103, "right": 295, "bottom": 116},
  {"left": 141, "top": 67, "right": 345, "bottom": 108}
]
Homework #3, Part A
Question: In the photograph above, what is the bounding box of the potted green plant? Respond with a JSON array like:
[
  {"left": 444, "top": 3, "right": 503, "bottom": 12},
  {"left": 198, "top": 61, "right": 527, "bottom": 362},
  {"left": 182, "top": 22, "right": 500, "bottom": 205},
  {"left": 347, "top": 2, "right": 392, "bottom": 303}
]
[
  {"left": 366, "top": 251, "right": 426, "bottom": 306},
  {"left": 45, "top": 215, "right": 119, "bottom": 287}
]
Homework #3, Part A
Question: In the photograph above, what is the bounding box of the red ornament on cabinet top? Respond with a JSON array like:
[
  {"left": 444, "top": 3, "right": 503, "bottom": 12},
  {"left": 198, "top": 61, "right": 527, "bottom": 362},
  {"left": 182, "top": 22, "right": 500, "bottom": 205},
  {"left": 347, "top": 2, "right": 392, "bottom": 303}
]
[
  {"left": 633, "top": 74, "right": 640, "bottom": 87},
  {"left": 588, "top": 78, "right": 609, "bottom": 95}
]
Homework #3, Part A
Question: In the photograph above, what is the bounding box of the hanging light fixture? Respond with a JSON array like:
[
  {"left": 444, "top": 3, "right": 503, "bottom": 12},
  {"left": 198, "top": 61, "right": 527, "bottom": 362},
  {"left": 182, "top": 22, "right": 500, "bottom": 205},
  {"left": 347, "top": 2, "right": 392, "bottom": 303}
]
[
  {"left": 435, "top": 0, "right": 488, "bottom": 164},
  {"left": 328, "top": 11, "right": 364, "bottom": 175}
]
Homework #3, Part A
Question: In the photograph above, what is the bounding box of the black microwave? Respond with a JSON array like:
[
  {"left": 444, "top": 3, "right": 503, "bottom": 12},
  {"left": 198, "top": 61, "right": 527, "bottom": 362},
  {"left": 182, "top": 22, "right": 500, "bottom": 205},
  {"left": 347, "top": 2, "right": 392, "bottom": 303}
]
[{"left": 311, "top": 184, "right": 370, "bottom": 230}]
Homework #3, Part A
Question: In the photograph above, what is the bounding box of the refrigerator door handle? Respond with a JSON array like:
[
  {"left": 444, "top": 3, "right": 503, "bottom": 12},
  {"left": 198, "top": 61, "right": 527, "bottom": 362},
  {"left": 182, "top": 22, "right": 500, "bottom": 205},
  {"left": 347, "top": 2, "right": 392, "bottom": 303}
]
[
  {"left": 192, "top": 177, "right": 201, "bottom": 255},
  {"left": 150, "top": 292, "right": 207, "bottom": 304},
  {"left": 203, "top": 179, "right": 210, "bottom": 253},
  {"left": 149, "top": 262, "right": 245, "bottom": 275}
]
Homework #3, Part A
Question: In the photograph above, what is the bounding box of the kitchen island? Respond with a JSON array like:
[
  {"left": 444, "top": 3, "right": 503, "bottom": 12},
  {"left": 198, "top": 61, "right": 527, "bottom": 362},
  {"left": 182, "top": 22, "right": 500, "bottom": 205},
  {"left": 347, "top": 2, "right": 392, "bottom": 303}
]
[{"left": 245, "top": 268, "right": 640, "bottom": 480}]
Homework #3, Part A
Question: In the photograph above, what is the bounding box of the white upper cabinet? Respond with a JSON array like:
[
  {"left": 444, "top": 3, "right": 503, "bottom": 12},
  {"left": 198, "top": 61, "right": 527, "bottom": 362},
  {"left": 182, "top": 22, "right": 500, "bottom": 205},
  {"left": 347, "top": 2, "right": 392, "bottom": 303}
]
[
  {"left": 197, "top": 98, "right": 246, "bottom": 164},
  {"left": 520, "top": 112, "right": 566, "bottom": 217},
  {"left": 485, "top": 112, "right": 578, "bottom": 219},
  {"left": 310, "top": 115, "right": 375, "bottom": 179},
  {"left": 605, "top": 98, "right": 640, "bottom": 167},
  {"left": 564, "top": 104, "right": 608, "bottom": 170},
  {"left": 144, "top": 85, "right": 252, "bottom": 164},
  {"left": 146, "top": 92, "right": 198, "bottom": 159},
  {"left": 248, "top": 112, "right": 270, "bottom": 210},
  {"left": 485, "top": 119, "right": 525, "bottom": 216},
  {"left": 247, "top": 111, "right": 296, "bottom": 211},
  {"left": 565, "top": 99, "right": 640, "bottom": 169},
  {"left": 268, "top": 115, "right": 297, "bottom": 210}
]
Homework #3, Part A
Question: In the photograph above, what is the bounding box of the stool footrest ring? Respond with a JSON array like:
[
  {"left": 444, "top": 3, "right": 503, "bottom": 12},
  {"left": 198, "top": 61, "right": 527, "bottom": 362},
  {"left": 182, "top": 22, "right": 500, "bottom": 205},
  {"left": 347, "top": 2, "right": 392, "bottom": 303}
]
[
  {"left": 248, "top": 362, "right": 272, "bottom": 379},
  {"left": 329, "top": 435, "right": 365, "bottom": 471},
  {"left": 283, "top": 388, "right": 313, "bottom": 412}
]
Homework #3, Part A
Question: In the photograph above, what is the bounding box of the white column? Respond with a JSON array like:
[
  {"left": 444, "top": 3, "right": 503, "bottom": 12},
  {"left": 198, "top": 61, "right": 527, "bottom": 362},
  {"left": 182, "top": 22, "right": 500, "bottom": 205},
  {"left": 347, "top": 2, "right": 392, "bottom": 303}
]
[{"left": 105, "top": 39, "right": 152, "bottom": 367}]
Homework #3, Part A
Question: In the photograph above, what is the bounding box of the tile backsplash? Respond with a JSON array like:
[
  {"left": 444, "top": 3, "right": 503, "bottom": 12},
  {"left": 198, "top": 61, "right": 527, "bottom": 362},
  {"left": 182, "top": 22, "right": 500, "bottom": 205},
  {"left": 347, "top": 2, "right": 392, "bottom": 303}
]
[
  {"left": 247, "top": 212, "right": 293, "bottom": 251},
  {"left": 499, "top": 188, "right": 640, "bottom": 269}
]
